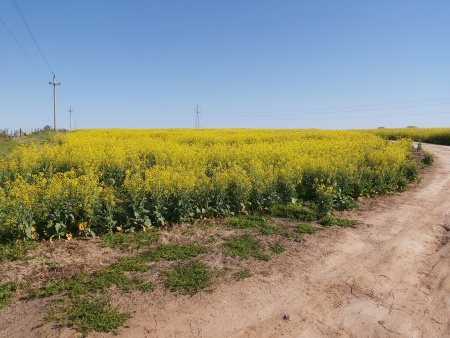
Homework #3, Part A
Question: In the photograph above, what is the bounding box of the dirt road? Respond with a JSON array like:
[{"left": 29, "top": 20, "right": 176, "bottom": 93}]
[{"left": 103, "top": 143, "right": 450, "bottom": 338}]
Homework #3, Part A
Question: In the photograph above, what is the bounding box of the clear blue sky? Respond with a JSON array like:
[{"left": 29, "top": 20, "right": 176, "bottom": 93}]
[{"left": 1, "top": 0, "right": 449, "bottom": 131}]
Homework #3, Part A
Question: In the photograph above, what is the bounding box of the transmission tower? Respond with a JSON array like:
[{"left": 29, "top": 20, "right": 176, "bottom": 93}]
[
  {"left": 195, "top": 103, "right": 201, "bottom": 128},
  {"left": 68, "top": 107, "right": 73, "bottom": 130},
  {"left": 49, "top": 74, "right": 60, "bottom": 131}
]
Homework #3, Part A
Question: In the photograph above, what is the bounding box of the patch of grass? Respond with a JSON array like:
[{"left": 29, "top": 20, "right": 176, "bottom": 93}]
[
  {"left": 0, "top": 131, "right": 56, "bottom": 156},
  {"left": 269, "top": 243, "right": 285, "bottom": 254},
  {"left": 164, "top": 260, "right": 212, "bottom": 294},
  {"left": 64, "top": 294, "right": 131, "bottom": 335},
  {"left": 0, "top": 139, "right": 19, "bottom": 156},
  {"left": 270, "top": 203, "right": 317, "bottom": 221},
  {"left": 233, "top": 268, "right": 252, "bottom": 280},
  {"left": 296, "top": 223, "right": 318, "bottom": 234},
  {"left": 320, "top": 215, "right": 336, "bottom": 226},
  {"left": 0, "top": 282, "right": 19, "bottom": 309},
  {"left": 223, "top": 233, "right": 268, "bottom": 260},
  {"left": 137, "top": 282, "right": 156, "bottom": 292},
  {"left": 280, "top": 231, "right": 299, "bottom": 239},
  {"left": 216, "top": 266, "right": 233, "bottom": 278},
  {"left": 0, "top": 240, "right": 38, "bottom": 263},
  {"left": 101, "top": 229, "right": 159, "bottom": 250},
  {"left": 30, "top": 244, "right": 208, "bottom": 299},
  {"left": 227, "top": 215, "right": 277, "bottom": 235},
  {"left": 28, "top": 274, "right": 89, "bottom": 299},
  {"left": 227, "top": 215, "right": 267, "bottom": 229},
  {"left": 320, "top": 216, "right": 357, "bottom": 227},
  {"left": 334, "top": 218, "right": 358, "bottom": 228},
  {"left": 259, "top": 224, "right": 278, "bottom": 235}
]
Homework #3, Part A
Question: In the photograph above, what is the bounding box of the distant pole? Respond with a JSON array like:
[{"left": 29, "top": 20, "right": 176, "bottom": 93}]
[
  {"left": 49, "top": 74, "right": 60, "bottom": 131},
  {"left": 195, "top": 103, "right": 201, "bottom": 128},
  {"left": 68, "top": 107, "right": 73, "bottom": 130}
]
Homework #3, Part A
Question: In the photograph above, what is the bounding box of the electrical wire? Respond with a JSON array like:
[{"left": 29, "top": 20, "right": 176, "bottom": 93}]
[
  {"left": 0, "top": 15, "right": 48, "bottom": 80},
  {"left": 207, "top": 110, "right": 450, "bottom": 121},
  {"left": 208, "top": 102, "right": 450, "bottom": 118},
  {"left": 207, "top": 97, "right": 450, "bottom": 116},
  {"left": 10, "top": 0, "right": 54, "bottom": 75}
]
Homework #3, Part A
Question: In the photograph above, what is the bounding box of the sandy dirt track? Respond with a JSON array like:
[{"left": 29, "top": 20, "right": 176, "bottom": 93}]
[{"left": 1, "top": 143, "right": 449, "bottom": 338}]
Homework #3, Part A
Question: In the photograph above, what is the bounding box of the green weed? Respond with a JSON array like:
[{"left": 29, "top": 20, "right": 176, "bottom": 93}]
[
  {"left": 296, "top": 223, "right": 318, "bottom": 234},
  {"left": 233, "top": 268, "right": 252, "bottom": 280},
  {"left": 270, "top": 203, "right": 317, "bottom": 221},
  {"left": 0, "top": 282, "right": 19, "bottom": 309},
  {"left": 223, "top": 233, "right": 268, "bottom": 260},
  {"left": 334, "top": 218, "right": 358, "bottom": 228},
  {"left": 0, "top": 240, "right": 38, "bottom": 263},
  {"left": 422, "top": 152, "right": 434, "bottom": 166},
  {"left": 269, "top": 243, "right": 285, "bottom": 254},
  {"left": 227, "top": 215, "right": 267, "bottom": 229},
  {"left": 164, "top": 260, "right": 212, "bottom": 294},
  {"left": 64, "top": 294, "right": 130, "bottom": 335}
]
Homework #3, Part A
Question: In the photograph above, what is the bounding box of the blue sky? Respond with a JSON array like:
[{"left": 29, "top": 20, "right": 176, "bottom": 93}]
[{"left": 1, "top": 1, "right": 449, "bottom": 131}]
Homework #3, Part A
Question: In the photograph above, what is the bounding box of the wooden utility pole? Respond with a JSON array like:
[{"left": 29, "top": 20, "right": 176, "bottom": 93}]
[
  {"left": 49, "top": 74, "right": 60, "bottom": 131},
  {"left": 68, "top": 107, "right": 73, "bottom": 130}
]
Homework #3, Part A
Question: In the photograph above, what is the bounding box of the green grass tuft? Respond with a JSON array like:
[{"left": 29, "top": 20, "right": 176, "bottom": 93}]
[
  {"left": 227, "top": 215, "right": 268, "bottom": 229},
  {"left": 0, "top": 240, "right": 38, "bottom": 263},
  {"left": 65, "top": 294, "right": 131, "bottom": 335},
  {"left": 227, "top": 215, "right": 278, "bottom": 235},
  {"left": 269, "top": 243, "right": 285, "bottom": 254},
  {"left": 0, "top": 282, "right": 19, "bottom": 309},
  {"left": 223, "top": 233, "right": 268, "bottom": 260},
  {"left": 270, "top": 203, "right": 317, "bottom": 221},
  {"left": 233, "top": 268, "right": 252, "bottom": 280},
  {"left": 296, "top": 223, "right": 318, "bottom": 234},
  {"left": 164, "top": 260, "right": 212, "bottom": 294},
  {"left": 334, "top": 218, "right": 358, "bottom": 227}
]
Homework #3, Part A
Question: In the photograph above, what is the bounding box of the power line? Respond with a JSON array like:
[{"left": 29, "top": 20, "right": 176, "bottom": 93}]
[
  {"left": 209, "top": 102, "right": 450, "bottom": 118},
  {"left": 208, "top": 110, "right": 450, "bottom": 122},
  {"left": 0, "top": 15, "right": 48, "bottom": 80},
  {"left": 10, "top": 0, "right": 54, "bottom": 75},
  {"left": 207, "top": 97, "right": 450, "bottom": 116}
]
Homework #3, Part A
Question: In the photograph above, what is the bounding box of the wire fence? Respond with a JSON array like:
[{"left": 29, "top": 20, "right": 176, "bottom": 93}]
[{"left": 0, "top": 128, "right": 46, "bottom": 140}]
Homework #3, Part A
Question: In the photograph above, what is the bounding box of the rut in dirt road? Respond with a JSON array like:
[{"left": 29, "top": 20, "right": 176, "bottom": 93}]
[{"left": 102, "top": 143, "right": 449, "bottom": 338}]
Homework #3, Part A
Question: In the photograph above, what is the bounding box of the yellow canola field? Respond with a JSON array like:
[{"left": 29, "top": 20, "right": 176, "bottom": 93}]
[
  {"left": 0, "top": 129, "right": 417, "bottom": 240},
  {"left": 370, "top": 127, "right": 450, "bottom": 145}
]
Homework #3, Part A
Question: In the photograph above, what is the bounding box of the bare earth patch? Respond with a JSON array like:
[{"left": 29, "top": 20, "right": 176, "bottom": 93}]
[{"left": 1, "top": 143, "right": 449, "bottom": 337}]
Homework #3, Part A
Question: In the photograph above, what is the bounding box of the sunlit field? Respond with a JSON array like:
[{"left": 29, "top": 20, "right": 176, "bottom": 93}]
[{"left": 0, "top": 128, "right": 436, "bottom": 240}]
